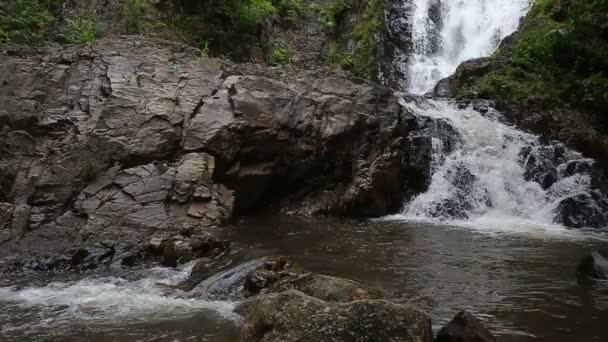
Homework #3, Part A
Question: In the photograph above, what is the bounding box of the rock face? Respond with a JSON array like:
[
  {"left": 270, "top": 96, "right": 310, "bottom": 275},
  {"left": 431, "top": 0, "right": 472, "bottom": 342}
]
[
  {"left": 435, "top": 311, "right": 497, "bottom": 342},
  {"left": 238, "top": 289, "right": 434, "bottom": 342},
  {"left": 433, "top": 58, "right": 492, "bottom": 97},
  {"left": 577, "top": 250, "right": 608, "bottom": 282},
  {"left": 379, "top": 0, "right": 414, "bottom": 90},
  {"left": 0, "top": 37, "right": 436, "bottom": 269}
]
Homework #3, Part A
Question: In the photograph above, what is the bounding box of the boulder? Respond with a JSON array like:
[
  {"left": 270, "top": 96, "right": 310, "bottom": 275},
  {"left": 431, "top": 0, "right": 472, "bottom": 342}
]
[
  {"left": 161, "top": 232, "right": 229, "bottom": 267},
  {"left": 0, "top": 36, "right": 437, "bottom": 270},
  {"left": 237, "top": 289, "right": 434, "bottom": 342},
  {"left": 242, "top": 257, "right": 388, "bottom": 301},
  {"left": 178, "top": 256, "right": 388, "bottom": 303},
  {"left": 433, "top": 58, "right": 492, "bottom": 97},
  {"left": 435, "top": 311, "right": 496, "bottom": 342},
  {"left": 577, "top": 250, "right": 608, "bottom": 282}
]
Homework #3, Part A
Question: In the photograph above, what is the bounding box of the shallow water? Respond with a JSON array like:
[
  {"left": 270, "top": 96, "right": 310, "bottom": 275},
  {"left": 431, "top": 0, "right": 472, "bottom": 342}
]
[
  {"left": 2, "top": 215, "right": 608, "bottom": 341},
  {"left": 226, "top": 215, "right": 608, "bottom": 342}
]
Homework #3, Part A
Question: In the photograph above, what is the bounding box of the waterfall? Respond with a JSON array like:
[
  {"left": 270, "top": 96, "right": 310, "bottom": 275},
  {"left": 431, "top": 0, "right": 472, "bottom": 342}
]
[
  {"left": 396, "top": 0, "right": 607, "bottom": 231},
  {"left": 396, "top": 98, "right": 596, "bottom": 231},
  {"left": 407, "top": 0, "right": 531, "bottom": 94}
]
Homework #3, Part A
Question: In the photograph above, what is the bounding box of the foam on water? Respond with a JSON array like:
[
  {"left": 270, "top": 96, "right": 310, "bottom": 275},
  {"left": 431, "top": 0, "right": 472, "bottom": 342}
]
[
  {"left": 408, "top": 0, "right": 531, "bottom": 94},
  {"left": 0, "top": 263, "right": 238, "bottom": 334},
  {"left": 394, "top": 98, "right": 595, "bottom": 236}
]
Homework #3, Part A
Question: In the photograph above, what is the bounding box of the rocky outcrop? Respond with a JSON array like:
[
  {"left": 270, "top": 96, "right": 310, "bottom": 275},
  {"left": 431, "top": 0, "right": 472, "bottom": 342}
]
[
  {"left": 433, "top": 58, "right": 492, "bottom": 97},
  {"left": 379, "top": 0, "right": 414, "bottom": 90},
  {"left": 435, "top": 311, "right": 496, "bottom": 342},
  {"left": 237, "top": 289, "right": 434, "bottom": 342},
  {"left": 576, "top": 250, "right": 608, "bottom": 283},
  {"left": 0, "top": 36, "right": 437, "bottom": 270}
]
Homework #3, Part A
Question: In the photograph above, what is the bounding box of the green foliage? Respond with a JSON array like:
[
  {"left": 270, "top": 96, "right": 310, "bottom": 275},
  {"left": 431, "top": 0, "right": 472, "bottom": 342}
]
[
  {"left": 165, "top": 0, "right": 279, "bottom": 60},
  {"left": 474, "top": 0, "right": 608, "bottom": 131},
  {"left": 0, "top": 27, "right": 8, "bottom": 44},
  {"left": 325, "top": 0, "right": 382, "bottom": 80},
  {"left": 269, "top": 43, "right": 290, "bottom": 65},
  {"left": 118, "top": 0, "right": 163, "bottom": 35},
  {"left": 328, "top": 43, "right": 354, "bottom": 70},
  {"left": 351, "top": 0, "right": 382, "bottom": 79},
  {"left": 272, "top": 0, "right": 304, "bottom": 26},
  {"left": 63, "top": 18, "right": 98, "bottom": 44},
  {"left": 319, "top": 0, "right": 353, "bottom": 31},
  {"left": 0, "top": 0, "right": 60, "bottom": 44},
  {"left": 197, "top": 41, "right": 211, "bottom": 58}
]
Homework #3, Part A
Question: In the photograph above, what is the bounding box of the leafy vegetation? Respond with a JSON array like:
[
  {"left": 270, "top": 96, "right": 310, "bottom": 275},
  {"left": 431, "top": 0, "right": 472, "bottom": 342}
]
[
  {"left": 0, "top": 0, "right": 98, "bottom": 45},
  {"left": 0, "top": 0, "right": 60, "bottom": 44},
  {"left": 163, "top": 0, "right": 302, "bottom": 60},
  {"left": 322, "top": 0, "right": 383, "bottom": 80},
  {"left": 472, "top": 0, "right": 608, "bottom": 131},
  {"left": 116, "top": 0, "right": 164, "bottom": 35},
  {"left": 269, "top": 43, "right": 290, "bottom": 66},
  {"left": 273, "top": 0, "right": 304, "bottom": 26},
  {"left": 63, "top": 18, "right": 98, "bottom": 44},
  {"left": 318, "top": 0, "right": 353, "bottom": 31}
]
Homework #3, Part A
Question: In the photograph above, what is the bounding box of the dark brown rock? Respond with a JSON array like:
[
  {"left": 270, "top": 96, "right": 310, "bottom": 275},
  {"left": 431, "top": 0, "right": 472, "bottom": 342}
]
[
  {"left": 577, "top": 250, "right": 608, "bottom": 283},
  {"left": 436, "top": 311, "right": 496, "bottom": 342},
  {"left": 433, "top": 58, "right": 492, "bottom": 97}
]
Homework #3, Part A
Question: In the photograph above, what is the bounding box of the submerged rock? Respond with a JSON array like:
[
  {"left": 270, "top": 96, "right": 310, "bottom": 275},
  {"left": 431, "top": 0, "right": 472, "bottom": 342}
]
[
  {"left": 577, "top": 250, "right": 608, "bottom": 282},
  {"left": 237, "top": 289, "right": 433, "bottom": 342},
  {"left": 436, "top": 311, "right": 497, "bottom": 342},
  {"left": 179, "top": 256, "right": 387, "bottom": 302}
]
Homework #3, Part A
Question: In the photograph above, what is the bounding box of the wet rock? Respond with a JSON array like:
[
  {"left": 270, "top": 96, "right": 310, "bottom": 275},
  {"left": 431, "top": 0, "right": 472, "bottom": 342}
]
[
  {"left": 242, "top": 257, "right": 388, "bottom": 301},
  {"left": 436, "top": 310, "right": 497, "bottom": 342},
  {"left": 70, "top": 242, "right": 116, "bottom": 271},
  {"left": 178, "top": 256, "right": 388, "bottom": 304},
  {"left": 405, "top": 115, "right": 460, "bottom": 198},
  {"left": 161, "top": 233, "right": 229, "bottom": 267},
  {"left": 556, "top": 193, "right": 608, "bottom": 229},
  {"left": 379, "top": 0, "right": 414, "bottom": 90},
  {"left": 520, "top": 145, "right": 567, "bottom": 190},
  {"left": 433, "top": 58, "right": 492, "bottom": 97},
  {"left": 428, "top": 163, "right": 482, "bottom": 220},
  {"left": 237, "top": 289, "right": 434, "bottom": 342},
  {"left": 577, "top": 250, "right": 608, "bottom": 282}
]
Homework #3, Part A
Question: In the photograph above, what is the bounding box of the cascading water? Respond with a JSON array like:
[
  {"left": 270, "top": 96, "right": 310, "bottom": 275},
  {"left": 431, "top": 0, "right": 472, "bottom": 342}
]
[
  {"left": 395, "top": 98, "right": 597, "bottom": 232},
  {"left": 408, "top": 0, "right": 531, "bottom": 94},
  {"left": 393, "top": 0, "right": 608, "bottom": 232}
]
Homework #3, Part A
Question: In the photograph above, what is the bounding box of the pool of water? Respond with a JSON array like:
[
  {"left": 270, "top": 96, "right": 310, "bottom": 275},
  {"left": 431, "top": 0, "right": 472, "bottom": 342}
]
[
  {"left": 1, "top": 215, "right": 608, "bottom": 341},
  {"left": 226, "top": 215, "right": 608, "bottom": 342}
]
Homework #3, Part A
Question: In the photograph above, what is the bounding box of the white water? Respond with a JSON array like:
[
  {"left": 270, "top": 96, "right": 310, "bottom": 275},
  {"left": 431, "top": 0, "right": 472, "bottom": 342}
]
[
  {"left": 395, "top": 98, "right": 594, "bottom": 233},
  {"left": 408, "top": 0, "right": 531, "bottom": 94},
  {"left": 0, "top": 263, "right": 238, "bottom": 335},
  {"left": 397, "top": 0, "right": 601, "bottom": 233}
]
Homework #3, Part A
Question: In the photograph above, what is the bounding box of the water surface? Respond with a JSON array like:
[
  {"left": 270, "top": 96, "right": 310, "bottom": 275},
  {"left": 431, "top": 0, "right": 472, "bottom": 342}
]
[{"left": 2, "top": 215, "right": 608, "bottom": 341}]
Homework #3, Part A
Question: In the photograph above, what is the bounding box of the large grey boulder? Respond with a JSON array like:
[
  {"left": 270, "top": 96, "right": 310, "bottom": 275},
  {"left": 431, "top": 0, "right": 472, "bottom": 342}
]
[
  {"left": 0, "top": 36, "right": 441, "bottom": 270},
  {"left": 237, "top": 289, "right": 434, "bottom": 342}
]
